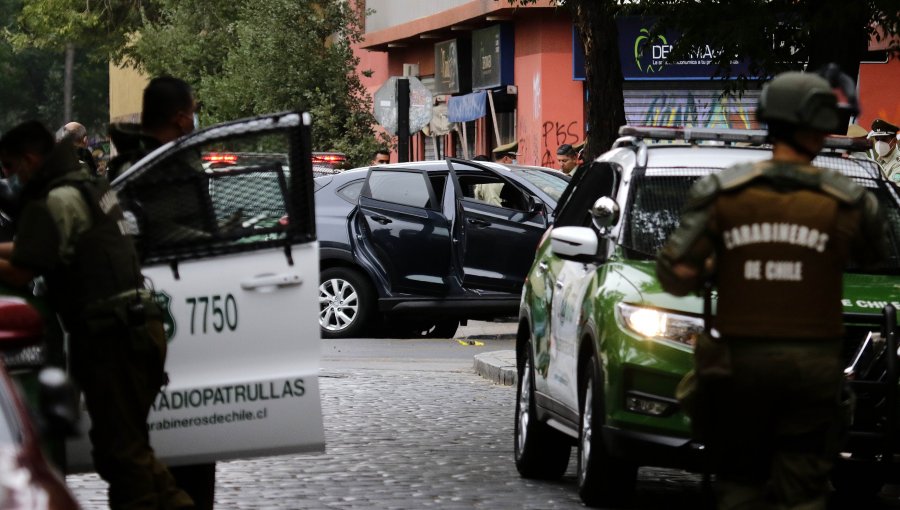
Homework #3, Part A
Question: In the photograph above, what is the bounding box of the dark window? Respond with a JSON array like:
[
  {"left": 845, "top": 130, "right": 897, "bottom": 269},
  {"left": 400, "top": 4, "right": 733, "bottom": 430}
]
[
  {"left": 367, "top": 170, "right": 431, "bottom": 208},
  {"left": 429, "top": 175, "right": 446, "bottom": 207},
  {"left": 337, "top": 180, "right": 364, "bottom": 203},
  {"left": 120, "top": 129, "right": 309, "bottom": 264}
]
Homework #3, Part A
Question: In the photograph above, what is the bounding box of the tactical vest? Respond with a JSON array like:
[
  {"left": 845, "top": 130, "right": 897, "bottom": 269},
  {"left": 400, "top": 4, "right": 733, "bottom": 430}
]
[
  {"left": 41, "top": 174, "right": 144, "bottom": 326},
  {"left": 712, "top": 161, "right": 864, "bottom": 338}
]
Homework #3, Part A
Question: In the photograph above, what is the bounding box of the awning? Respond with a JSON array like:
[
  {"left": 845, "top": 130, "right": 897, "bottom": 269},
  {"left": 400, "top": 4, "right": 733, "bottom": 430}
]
[{"left": 448, "top": 91, "right": 486, "bottom": 123}]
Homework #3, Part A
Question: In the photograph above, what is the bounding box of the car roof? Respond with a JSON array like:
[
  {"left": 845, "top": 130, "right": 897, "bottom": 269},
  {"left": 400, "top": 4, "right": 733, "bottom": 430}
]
[{"left": 645, "top": 144, "right": 772, "bottom": 168}]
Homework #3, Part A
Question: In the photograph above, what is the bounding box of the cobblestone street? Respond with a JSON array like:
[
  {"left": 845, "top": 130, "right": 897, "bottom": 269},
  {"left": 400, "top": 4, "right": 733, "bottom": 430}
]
[{"left": 68, "top": 362, "right": 705, "bottom": 509}]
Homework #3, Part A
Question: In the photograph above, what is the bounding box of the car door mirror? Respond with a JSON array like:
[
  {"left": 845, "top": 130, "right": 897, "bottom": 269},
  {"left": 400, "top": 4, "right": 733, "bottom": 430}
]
[
  {"left": 550, "top": 226, "right": 599, "bottom": 262},
  {"left": 527, "top": 195, "right": 544, "bottom": 215},
  {"left": 591, "top": 196, "right": 619, "bottom": 236}
]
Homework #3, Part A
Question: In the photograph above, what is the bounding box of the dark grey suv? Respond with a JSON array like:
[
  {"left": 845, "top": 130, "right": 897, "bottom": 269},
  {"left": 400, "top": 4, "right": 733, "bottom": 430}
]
[{"left": 314, "top": 158, "right": 569, "bottom": 338}]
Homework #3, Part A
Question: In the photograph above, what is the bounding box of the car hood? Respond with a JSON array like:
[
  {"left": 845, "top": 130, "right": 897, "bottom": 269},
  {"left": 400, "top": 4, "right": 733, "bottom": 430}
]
[{"left": 615, "top": 259, "right": 900, "bottom": 318}]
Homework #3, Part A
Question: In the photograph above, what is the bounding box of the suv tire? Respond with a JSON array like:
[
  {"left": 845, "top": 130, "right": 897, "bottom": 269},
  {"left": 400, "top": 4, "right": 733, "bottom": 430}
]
[
  {"left": 578, "top": 354, "right": 637, "bottom": 507},
  {"left": 319, "top": 267, "right": 375, "bottom": 339},
  {"left": 514, "top": 339, "right": 570, "bottom": 479}
]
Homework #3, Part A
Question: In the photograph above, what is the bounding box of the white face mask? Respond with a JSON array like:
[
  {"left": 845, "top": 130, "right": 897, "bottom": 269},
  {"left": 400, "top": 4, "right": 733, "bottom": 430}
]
[{"left": 875, "top": 140, "right": 893, "bottom": 157}]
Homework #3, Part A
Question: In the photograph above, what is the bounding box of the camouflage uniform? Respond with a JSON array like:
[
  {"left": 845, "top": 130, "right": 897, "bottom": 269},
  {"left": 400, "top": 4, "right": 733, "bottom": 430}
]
[
  {"left": 11, "top": 141, "right": 193, "bottom": 510},
  {"left": 658, "top": 158, "right": 885, "bottom": 509}
]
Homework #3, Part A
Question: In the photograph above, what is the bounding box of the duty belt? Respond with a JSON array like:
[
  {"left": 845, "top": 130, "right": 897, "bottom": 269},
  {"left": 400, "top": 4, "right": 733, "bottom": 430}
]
[{"left": 82, "top": 289, "right": 162, "bottom": 322}]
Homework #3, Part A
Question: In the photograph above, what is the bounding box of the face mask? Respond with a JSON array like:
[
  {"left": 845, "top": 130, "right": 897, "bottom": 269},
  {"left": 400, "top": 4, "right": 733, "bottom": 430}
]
[
  {"left": 193, "top": 113, "right": 200, "bottom": 130},
  {"left": 511, "top": 159, "right": 518, "bottom": 165},
  {"left": 7, "top": 174, "right": 22, "bottom": 194},
  {"left": 875, "top": 140, "right": 893, "bottom": 157}
]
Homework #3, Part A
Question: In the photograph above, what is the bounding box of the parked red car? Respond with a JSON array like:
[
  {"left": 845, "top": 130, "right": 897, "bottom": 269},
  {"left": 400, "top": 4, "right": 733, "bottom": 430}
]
[{"left": 0, "top": 297, "right": 80, "bottom": 510}]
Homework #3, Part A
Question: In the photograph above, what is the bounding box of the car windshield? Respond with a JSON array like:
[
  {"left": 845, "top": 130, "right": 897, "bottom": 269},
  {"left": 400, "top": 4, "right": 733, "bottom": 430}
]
[
  {"left": 515, "top": 169, "right": 569, "bottom": 201},
  {"left": 621, "top": 156, "right": 900, "bottom": 274}
]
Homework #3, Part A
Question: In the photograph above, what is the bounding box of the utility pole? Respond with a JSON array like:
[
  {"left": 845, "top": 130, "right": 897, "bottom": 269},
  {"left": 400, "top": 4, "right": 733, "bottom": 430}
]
[{"left": 63, "top": 43, "right": 75, "bottom": 123}]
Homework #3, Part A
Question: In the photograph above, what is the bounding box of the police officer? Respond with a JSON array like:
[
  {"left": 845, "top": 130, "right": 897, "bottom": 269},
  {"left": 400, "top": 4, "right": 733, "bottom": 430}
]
[
  {"left": 492, "top": 141, "right": 518, "bottom": 164},
  {"left": 867, "top": 118, "right": 900, "bottom": 182},
  {"left": 657, "top": 72, "right": 886, "bottom": 510},
  {"left": 0, "top": 121, "right": 193, "bottom": 510}
]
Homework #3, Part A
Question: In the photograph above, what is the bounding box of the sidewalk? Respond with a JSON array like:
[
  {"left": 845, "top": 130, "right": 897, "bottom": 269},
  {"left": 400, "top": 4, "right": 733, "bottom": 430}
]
[
  {"left": 457, "top": 320, "right": 517, "bottom": 386},
  {"left": 473, "top": 350, "right": 516, "bottom": 386}
]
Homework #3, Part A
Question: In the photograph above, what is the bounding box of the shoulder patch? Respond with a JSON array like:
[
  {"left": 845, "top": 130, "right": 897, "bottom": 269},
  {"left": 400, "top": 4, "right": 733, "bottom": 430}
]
[
  {"left": 717, "top": 162, "right": 764, "bottom": 190},
  {"left": 818, "top": 170, "right": 865, "bottom": 204}
]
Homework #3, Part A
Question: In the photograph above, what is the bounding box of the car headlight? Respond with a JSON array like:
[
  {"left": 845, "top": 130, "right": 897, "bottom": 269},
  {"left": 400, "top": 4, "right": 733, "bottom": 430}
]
[{"left": 615, "top": 303, "right": 704, "bottom": 347}]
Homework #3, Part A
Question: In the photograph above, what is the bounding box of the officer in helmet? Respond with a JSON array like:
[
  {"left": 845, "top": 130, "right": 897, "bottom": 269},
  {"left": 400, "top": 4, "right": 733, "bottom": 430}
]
[
  {"left": 657, "top": 72, "right": 886, "bottom": 509},
  {"left": 867, "top": 118, "right": 900, "bottom": 182}
]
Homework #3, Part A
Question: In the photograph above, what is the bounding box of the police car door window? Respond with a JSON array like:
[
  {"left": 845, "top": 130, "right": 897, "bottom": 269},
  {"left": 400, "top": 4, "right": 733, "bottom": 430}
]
[{"left": 119, "top": 130, "right": 308, "bottom": 265}]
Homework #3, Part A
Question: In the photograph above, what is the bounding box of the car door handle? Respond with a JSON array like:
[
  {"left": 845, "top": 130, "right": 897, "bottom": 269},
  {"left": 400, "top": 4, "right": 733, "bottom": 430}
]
[
  {"left": 240, "top": 273, "right": 303, "bottom": 290},
  {"left": 555, "top": 279, "right": 565, "bottom": 290},
  {"left": 371, "top": 215, "right": 392, "bottom": 225},
  {"left": 467, "top": 218, "right": 491, "bottom": 227},
  {"left": 538, "top": 261, "right": 549, "bottom": 272}
]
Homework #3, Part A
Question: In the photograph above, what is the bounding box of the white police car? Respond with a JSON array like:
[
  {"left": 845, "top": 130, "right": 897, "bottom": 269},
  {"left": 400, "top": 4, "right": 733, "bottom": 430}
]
[{"left": 66, "top": 112, "right": 324, "bottom": 499}]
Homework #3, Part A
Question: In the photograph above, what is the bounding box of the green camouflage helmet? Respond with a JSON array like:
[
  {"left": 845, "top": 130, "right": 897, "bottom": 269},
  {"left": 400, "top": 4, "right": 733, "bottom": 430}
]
[{"left": 757, "top": 72, "right": 839, "bottom": 132}]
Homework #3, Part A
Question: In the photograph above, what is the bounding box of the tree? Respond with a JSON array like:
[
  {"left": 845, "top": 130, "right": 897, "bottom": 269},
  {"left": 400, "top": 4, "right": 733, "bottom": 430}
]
[
  {"left": 6, "top": 0, "right": 388, "bottom": 167},
  {"left": 0, "top": 0, "right": 109, "bottom": 134}
]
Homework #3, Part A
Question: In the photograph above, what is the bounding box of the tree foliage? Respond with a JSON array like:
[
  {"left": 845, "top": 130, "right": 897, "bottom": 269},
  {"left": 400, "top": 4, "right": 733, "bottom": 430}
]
[
  {"left": 5, "top": 0, "right": 387, "bottom": 167},
  {"left": 0, "top": 0, "right": 109, "bottom": 135}
]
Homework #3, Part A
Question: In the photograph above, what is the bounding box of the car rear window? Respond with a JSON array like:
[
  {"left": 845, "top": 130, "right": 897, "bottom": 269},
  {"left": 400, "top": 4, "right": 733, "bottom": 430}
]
[{"left": 621, "top": 156, "right": 900, "bottom": 274}]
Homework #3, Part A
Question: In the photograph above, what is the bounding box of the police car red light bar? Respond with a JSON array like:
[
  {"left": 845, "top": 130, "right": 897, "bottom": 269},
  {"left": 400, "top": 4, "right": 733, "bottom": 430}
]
[
  {"left": 202, "top": 153, "right": 239, "bottom": 164},
  {"left": 312, "top": 154, "right": 346, "bottom": 163}
]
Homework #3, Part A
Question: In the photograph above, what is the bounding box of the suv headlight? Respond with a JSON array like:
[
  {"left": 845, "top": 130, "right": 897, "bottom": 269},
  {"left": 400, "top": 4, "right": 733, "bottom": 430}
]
[{"left": 615, "top": 303, "right": 704, "bottom": 347}]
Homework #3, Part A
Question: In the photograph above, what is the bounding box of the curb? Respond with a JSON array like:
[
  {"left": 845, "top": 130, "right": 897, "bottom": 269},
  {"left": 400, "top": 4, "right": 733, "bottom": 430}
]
[{"left": 473, "top": 350, "right": 517, "bottom": 386}]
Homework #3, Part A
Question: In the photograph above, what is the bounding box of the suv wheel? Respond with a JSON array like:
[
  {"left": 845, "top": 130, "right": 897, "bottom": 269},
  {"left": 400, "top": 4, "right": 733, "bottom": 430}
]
[
  {"left": 578, "top": 354, "right": 637, "bottom": 507},
  {"left": 319, "top": 267, "right": 374, "bottom": 338},
  {"left": 514, "top": 340, "right": 570, "bottom": 479}
]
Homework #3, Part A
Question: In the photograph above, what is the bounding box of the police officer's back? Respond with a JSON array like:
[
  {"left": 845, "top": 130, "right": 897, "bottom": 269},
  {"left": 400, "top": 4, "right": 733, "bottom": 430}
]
[{"left": 657, "top": 72, "right": 886, "bottom": 510}]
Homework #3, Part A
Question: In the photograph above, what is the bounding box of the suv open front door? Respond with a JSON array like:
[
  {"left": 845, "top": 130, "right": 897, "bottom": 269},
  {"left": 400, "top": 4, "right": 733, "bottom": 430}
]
[
  {"left": 67, "top": 112, "right": 325, "bottom": 469},
  {"left": 445, "top": 158, "right": 548, "bottom": 293}
]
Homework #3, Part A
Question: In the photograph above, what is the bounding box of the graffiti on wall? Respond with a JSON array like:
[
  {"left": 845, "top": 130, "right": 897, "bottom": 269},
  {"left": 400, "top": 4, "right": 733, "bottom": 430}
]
[
  {"left": 625, "top": 90, "right": 761, "bottom": 129},
  {"left": 540, "top": 121, "right": 581, "bottom": 167}
]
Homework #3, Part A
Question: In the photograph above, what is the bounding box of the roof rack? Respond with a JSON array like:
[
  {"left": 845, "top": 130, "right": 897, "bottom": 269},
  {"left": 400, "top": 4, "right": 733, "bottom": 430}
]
[{"left": 617, "top": 125, "right": 870, "bottom": 152}]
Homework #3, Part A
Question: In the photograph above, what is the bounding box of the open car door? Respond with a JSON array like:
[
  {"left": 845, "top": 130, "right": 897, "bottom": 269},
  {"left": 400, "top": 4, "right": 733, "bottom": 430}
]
[
  {"left": 67, "top": 112, "right": 324, "bottom": 469},
  {"left": 445, "top": 158, "right": 549, "bottom": 293}
]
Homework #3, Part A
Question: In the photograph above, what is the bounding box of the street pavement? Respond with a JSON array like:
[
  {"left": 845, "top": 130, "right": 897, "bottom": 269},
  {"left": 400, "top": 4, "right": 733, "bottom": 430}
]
[{"left": 71, "top": 320, "right": 899, "bottom": 509}]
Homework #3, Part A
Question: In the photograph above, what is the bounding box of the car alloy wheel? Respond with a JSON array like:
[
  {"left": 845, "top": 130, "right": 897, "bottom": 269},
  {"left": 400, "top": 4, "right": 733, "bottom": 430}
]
[
  {"left": 577, "top": 355, "right": 637, "bottom": 507},
  {"left": 319, "top": 277, "right": 359, "bottom": 332},
  {"left": 318, "top": 267, "right": 375, "bottom": 338},
  {"left": 514, "top": 338, "right": 570, "bottom": 479}
]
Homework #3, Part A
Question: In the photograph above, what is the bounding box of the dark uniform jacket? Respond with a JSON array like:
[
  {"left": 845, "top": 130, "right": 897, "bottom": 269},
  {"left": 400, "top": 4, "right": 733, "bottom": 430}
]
[
  {"left": 657, "top": 160, "right": 886, "bottom": 338},
  {"left": 11, "top": 141, "right": 143, "bottom": 327}
]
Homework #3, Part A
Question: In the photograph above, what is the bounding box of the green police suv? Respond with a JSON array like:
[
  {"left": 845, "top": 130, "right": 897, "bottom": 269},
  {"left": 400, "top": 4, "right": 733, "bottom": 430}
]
[{"left": 514, "top": 126, "right": 900, "bottom": 507}]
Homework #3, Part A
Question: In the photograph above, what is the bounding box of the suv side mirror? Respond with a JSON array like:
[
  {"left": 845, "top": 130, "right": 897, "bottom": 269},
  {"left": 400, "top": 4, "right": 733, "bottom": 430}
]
[
  {"left": 527, "top": 195, "right": 544, "bottom": 215},
  {"left": 591, "top": 196, "right": 619, "bottom": 235},
  {"left": 550, "top": 226, "right": 599, "bottom": 262}
]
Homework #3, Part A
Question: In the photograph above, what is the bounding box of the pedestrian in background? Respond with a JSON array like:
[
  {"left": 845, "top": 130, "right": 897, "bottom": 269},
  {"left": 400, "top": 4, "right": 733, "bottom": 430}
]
[
  {"left": 57, "top": 121, "right": 99, "bottom": 176},
  {"left": 657, "top": 72, "right": 886, "bottom": 510},
  {"left": 556, "top": 143, "right": 578, "bottom": 175},
  {"left": 867, "top": 118, "right": 900, "bottom": 182},
  {"left": 372, "top": 149, "right": 390, "bottom": 165},
  {"left": 0, "top": 121, "right": 194, "bottom": 510}
]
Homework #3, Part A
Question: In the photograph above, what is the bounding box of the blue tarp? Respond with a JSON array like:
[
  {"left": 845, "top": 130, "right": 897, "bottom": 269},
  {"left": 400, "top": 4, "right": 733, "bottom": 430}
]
[{"left": 448, "top": 91, "right": 487, "bottom": 122}]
